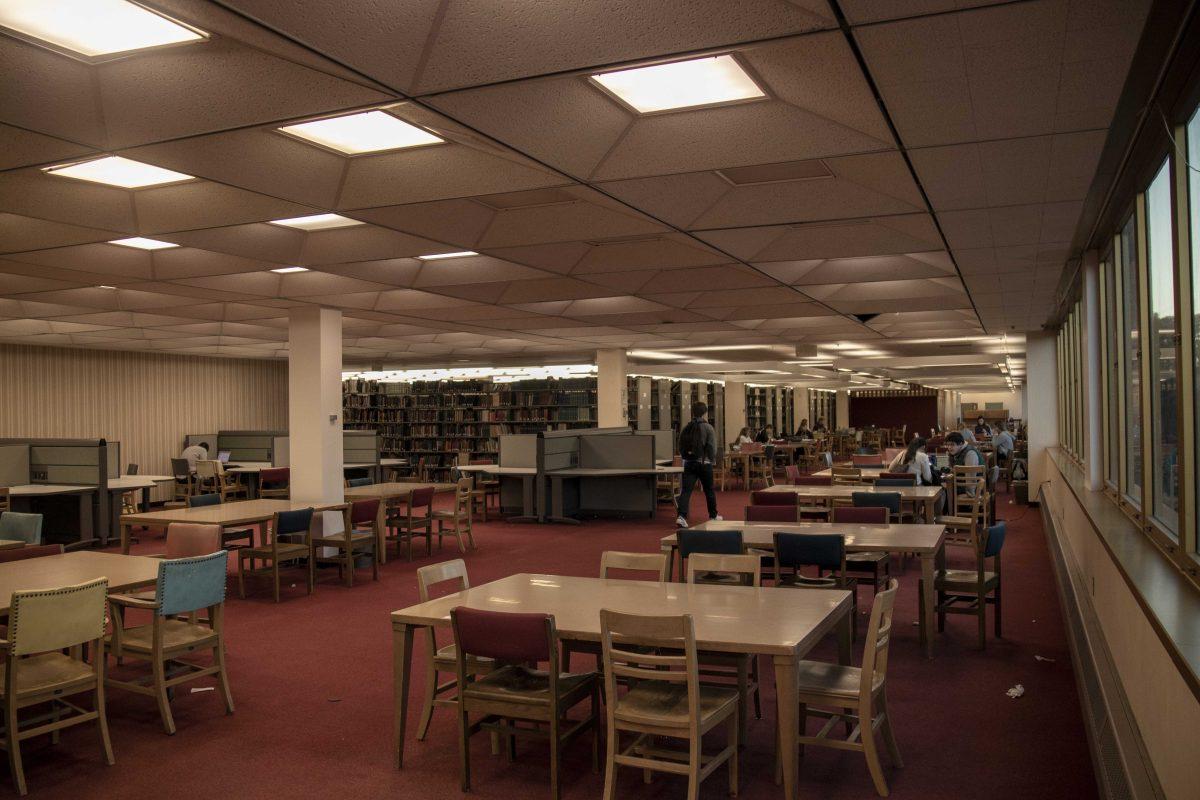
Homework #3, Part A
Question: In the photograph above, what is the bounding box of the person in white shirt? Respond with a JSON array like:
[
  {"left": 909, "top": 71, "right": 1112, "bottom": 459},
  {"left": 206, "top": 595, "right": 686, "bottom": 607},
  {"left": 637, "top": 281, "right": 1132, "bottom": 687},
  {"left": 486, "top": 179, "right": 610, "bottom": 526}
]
[
  {"left": 181, "top": 441, "right": 209, "bottom": 470},
  {"left": 888, "top": 437, "right": 933, "bottom": 485},
  {"left": 994, "top": 428, "right": 1015, "bottom": 462},
  {"left": 735, "top": 427, "right": 754, "bottom": 446}
]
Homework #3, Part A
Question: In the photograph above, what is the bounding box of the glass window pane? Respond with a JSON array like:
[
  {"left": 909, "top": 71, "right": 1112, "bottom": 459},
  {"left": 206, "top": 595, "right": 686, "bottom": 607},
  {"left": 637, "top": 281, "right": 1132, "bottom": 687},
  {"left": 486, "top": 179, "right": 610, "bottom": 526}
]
[
  {"left": 1104, "top": 253, "right": 1119, "bottom": 485},
  {"left": 1189, "top": 107, "right": 1200, "bottom": 551},
  {"left": 1146, "top": 159, "right": 1178, "bottom": 533},
  {"left": 1121, "top": 213, "right": 1141, "bottom": 502}
]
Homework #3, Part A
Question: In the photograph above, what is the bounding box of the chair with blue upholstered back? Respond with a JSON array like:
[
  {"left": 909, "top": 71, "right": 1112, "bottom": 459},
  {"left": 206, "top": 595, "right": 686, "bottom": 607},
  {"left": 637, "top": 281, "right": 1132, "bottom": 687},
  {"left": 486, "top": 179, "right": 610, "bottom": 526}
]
[
  {"left": 187, "top": 493, "right": 253, "bottom": 551},
  {"left": 773, "top": 531, "right": 858, "bottom": 641},
  {"left": 237, "top": 507, "right": 314, "bottom": 602},
  {"left": 927, "top": 521, "right": 1006, "bottom": 650},
  {"left": 107, "top": 550, "right": 234, "bottom": 734},
  {"left": 0, "top": 512, "right": 42, "bottom": 545}
]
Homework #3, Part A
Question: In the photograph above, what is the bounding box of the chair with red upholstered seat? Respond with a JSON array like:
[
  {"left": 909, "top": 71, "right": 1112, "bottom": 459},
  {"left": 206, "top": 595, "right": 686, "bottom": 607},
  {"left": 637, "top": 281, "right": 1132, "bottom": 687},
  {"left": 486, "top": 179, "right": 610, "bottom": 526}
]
[
  {"left": 745, "top": 505, "right": 800, "bottom": 523},
  {"left": 832, "top": 506, "right": 891, "bottom": 593},
  {"left": 258, "top": 467, "right": 289, "bottom": 499}
]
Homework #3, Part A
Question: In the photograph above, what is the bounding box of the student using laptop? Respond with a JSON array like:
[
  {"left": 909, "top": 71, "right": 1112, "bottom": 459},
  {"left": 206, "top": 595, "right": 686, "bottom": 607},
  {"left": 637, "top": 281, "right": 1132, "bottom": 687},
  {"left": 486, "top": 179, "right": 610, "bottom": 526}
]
[{"left": 181, "top": 441, "right": 209, "bottom": 470}]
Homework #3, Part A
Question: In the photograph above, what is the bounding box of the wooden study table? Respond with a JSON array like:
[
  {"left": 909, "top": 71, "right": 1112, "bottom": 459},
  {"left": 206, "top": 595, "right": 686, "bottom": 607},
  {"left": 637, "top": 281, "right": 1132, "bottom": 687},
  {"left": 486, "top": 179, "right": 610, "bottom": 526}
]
[
  {"left": 455, "top": 465, "right": 538, "bottom": 521},
  {"left": 0, "top": 551, "right": 159, "bottom": 613},
  {"left": 758, "top": 483, "right": 943, "bottom": 522},
  {"left": 669, "top": 521, "right": 947, "bottom": 659},
  {"left": 391, "top": 573, "right": 852, "bottom": 800},
  {"left": 6, "top": 484, "right": 97, "bottom": 547},
  {"left": 344, "top": 482, "right": 457, "bottom": 563},
  {"left": 812, "top": 464, "right": 887, "bottom": 477},
  {"left": 224, "top": 463, "right": 382, "bottom": 497},
  {"left": 105, "top": 475, "right": 174, "bottom": 544},
  {"left": 119, "top": 498, "right": 347, "bottom": 554}
]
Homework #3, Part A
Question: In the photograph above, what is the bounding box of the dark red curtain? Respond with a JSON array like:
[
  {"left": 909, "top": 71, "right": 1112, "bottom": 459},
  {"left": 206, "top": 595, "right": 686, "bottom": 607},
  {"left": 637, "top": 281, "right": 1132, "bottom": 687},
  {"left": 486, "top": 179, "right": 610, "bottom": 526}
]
[{"left": 848, "top": 396, "right": 937, "bottom": 434}]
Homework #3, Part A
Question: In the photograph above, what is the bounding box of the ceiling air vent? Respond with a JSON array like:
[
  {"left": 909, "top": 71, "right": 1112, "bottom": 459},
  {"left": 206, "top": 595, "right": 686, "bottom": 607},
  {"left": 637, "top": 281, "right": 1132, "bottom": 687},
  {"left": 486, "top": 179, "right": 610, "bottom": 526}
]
[
  {"left": 854, "top": 313, "right": 879, "bottom": 324},
  {"left": 717, "top": 158, "right": 834, "bottom": 186}
]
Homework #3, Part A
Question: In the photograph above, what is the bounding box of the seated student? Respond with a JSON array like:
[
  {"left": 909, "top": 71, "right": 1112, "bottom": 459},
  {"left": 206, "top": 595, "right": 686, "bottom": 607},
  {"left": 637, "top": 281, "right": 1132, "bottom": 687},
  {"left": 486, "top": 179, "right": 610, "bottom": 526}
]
[
  {"left": 813, "top": 417, "right": 827, "bottom": 432},
  {"left": 945, "top": 431, "right": 983, "bottom": 468},
  {"left": 888, "top": 437, "right": 933, "bottom": 485},
  {"left": 734, "top": 427, "right": 754, "bottom": 447},
  {"left": 181, "top": 441, "right": 209, "bottom": 470},
  {"left": 974, "top": 416, "right": 990, "bottom": 436},
  {"left": 794, "top": 418, "right": 813, "bottom": 438},
  {"left": 993, "top": 426, "right": 1016, "bottom": 463},
  {"left": 755, "top": 425, "right": 774, "bottom": 443}
]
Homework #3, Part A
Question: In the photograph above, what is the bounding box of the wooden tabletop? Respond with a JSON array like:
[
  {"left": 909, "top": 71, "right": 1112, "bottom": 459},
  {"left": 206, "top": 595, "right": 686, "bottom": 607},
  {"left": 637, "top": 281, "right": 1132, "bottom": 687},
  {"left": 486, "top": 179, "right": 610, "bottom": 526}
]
[
  {"left": 121, "top": 498, "right": 345, "bottom": 527},
  {"left": 812, "top": 464, "right": 888, "bottom": 477},
  {"left": 0, "top": 539, "right": 24, "bottom": 550},
  {"left": 5, "top": 484, "right": 95, "bottom": 496},
  {"left": 391, "top": 572, "right": 851, "bottom": 657},
  {"left": 344, "top": 482, "right": 457, "bottom": 500},
  {"left": 455, "top": 465, "right": 536, "bottom": 476},
  {"left": 107, "top": 475, "right": 173, "bottom": 490},
  {"left": 676, "top": 520, "right": 946, "bottom": 554},
  {"left": 548, "top": 466, "right": 681, "bottom": 477},
  {"left": 760, "top": 483, "right": 942, "bottom": 501},
  {"left": 0, "top": 552, "right": 160, "bottom": 613}
]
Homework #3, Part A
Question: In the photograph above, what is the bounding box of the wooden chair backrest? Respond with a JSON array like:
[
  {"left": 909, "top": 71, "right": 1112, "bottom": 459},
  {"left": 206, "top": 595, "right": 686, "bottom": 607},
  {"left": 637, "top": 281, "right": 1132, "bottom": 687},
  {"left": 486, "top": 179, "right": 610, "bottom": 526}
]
[
  {"left": 831, "top": 466, "right": 863, "bottom": 485},
  {"left": 417, "top": 558, "right": 469, "bottom": 602},
  {"left": 195, "top": 460, "right": 219, "bottom": 480},
  {"left": 860, "top": 578, "right": 899, "bottom": 703},
  {"left": 686, "top": 553, "right": 761, "bottom": 586},
  {"left": 600, "top": 609, "right": 699, "bottom": 731},
  {"left": 600, "top": 551, "right": 669, "bottom": 581}
]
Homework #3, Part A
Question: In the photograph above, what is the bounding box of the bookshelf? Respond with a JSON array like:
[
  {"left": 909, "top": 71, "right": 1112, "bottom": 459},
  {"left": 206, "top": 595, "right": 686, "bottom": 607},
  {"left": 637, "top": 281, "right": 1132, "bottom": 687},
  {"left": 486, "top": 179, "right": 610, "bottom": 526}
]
[
  {"left": 746, "top": 386, "right": 768, "bottom": 432},
  {"left": 342, "top": 377, "right": 597, "bottom": 477}
]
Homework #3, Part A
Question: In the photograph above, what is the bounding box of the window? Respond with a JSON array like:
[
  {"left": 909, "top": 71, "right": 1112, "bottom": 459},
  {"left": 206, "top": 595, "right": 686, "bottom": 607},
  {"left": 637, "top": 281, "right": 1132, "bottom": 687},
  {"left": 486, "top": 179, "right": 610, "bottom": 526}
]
[
  {"left": 1102, "top": 251, "right": 1119, "bottom": 486},
  {"left": 1119, "top": 213, "right": 1142, "bottom": 504},
  {"left": 1146, "top": 159, "right": 1179, "bottom": 534},
  {"left": 1189, "top": 106, "right": 1200, "bottom": 553}
]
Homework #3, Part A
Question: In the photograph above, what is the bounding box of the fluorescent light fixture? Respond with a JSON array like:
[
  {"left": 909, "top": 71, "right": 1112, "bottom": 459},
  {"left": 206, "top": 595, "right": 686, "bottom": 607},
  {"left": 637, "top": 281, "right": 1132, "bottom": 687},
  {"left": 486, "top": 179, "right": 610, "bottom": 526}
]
[
  {"left": 97, "top": 285, "right": 117, "bottom": 290},
  {"left": 44, "top": 156, "right": 194, "bottom": 188},
  {"left": 590, "top": 54, "right": 765, "bottom": 113},
  {"left": 343, "top": 364, "right": 596, "bottom": 383},
  {"left": 269, "top": 213, "right": 364, "bottom": 231},
  {"left": 108, "top": 237, "right": 178, "bottom": 250},
  {"left": 0, "top": 0, "right": 205, "bottom": 59},
  {"left": 270, "top": 267, "right": 309, "bottom": 274},
  {"left": 628, "top": 350, "right": 685, "bottom": 360},
  {"left": 683, "top": 358, "right": 723, "bottom": 365},
  {"left": 278, "top": 110, "right": 443, "bottom": 155},
  {"left": 417, "top": 251, "right": 479, "bottom": 261}
]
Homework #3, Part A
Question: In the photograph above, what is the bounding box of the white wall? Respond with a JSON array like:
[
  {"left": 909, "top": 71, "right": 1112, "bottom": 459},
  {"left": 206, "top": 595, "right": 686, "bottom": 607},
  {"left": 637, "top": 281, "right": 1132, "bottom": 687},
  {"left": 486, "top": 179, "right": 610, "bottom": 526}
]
[
  {"left": 1026, "top": 332, "right": 1059, "bottom": 491},
  {"left": 960, "top": 390, "right": 1024, "bottom": 420}
]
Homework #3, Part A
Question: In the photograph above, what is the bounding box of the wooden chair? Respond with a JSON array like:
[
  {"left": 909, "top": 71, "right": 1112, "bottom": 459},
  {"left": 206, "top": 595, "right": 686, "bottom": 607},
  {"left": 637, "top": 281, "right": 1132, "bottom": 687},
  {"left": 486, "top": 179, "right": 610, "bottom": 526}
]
[
  {"left": 796, "top": 442, "right": 819, "bottom": 473},
  {"left": 187, "top": 493, "right": 254, "bottom": 552},
  {"left": 312, "top": 500, "right": 379, "bottom": 587},
  {"left": 1, "top": 577, "right": 114, "bottom": 796},
  {"left": 258, "top": 467, "right": 290, "bottom": 499},
  {"left": 561, "top": 551, "right": 669, "bottom": 674},
  {"left": 0, "top": 513, "right": 42, "bottom": 545},
  {"left": 451, "top": 607, "right": 600, "bottom": 800},
  {"left": 195, "top": 460, "right": 245, "bottom": 502},
  {"left": 468, "top": 460, "right": 500, "bottom": 521},
  {"left": 106, "top": 551, "right": 234, "bottom": 735},
  {"left": 170, "top": 458, "right": 193, "bottom": 502},
  {"left": 773, "top": 532, "right": 858, "bottom": 642},
  {"left": 851, "top": 491, "right": 904, "bottom": 525},
  {"left": 745, "top": 505, "right": 800, "bottom": 523},
  {"left": 685, "top": 553, "right": 761, "bottom": 743},
  {"left": 237, "top": 508, "right": 315, "bottom": 602},
  {"left": 831, "top": 466, "right": 863, "bottom": 486},
  {"left": 782, "top": 579, "right": 903, "bottom": 797},
  {"left": 747, "top": 450, "right": 774, "bottom": 489},
  {"left": 386, "top": 486, "right": 434, "bottom": 561},
  {"left": 832, "top": 506, "right": 891, "bottom": 594},
  {"left": 852, "top": 453, "right": 883, "bottom": 468},
  {"left": 121, "top": 463, "right": 140, "bottom": 514},
  {"left": 432, "top": 478, "right": 474, "bottom": 554},
  {"left": 599, "top": 610, "right": 739, "bottom": 800},
  {"left": 414, "top": 560, "right": 495, "bottom": 743},
  {"left": 926, "top": 521, "right": 1006, "bottom": 650},
  {"left": 937, "top": 479, "right": 988, "bottom": 548},
  {"left": 676, "top": 529, "right": 743, "bottom": 584}
]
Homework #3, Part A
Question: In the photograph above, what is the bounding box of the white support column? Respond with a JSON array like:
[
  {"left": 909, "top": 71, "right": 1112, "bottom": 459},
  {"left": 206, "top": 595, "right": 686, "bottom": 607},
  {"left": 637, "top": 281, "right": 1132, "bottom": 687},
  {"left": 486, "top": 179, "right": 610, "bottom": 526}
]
[
  {"left": 793, "top": 386, "right": 810, "bottom": 430},
  {"left": 1026, "top": 331, "right": 1060, "bottom": 495},
  {"left": 835, "top": 389, "right": 849, "bottom": 429},
  {"left": 596, "top": 349, "right": 628, "bottom": 428},
  {"left": 1081, "top": 251, "right": 1104, "bottom": 490},
  {"left": 724, "top": 379, "right": 746, "bottom": 446},
  {"left": 288, "top": 307, "right": 344, "bottom": 503}
]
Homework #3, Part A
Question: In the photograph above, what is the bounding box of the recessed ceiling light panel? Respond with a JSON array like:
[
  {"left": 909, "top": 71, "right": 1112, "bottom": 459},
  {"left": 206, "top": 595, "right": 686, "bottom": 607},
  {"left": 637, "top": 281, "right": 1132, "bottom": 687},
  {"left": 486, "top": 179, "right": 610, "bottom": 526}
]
[
  {"left": 44, "top": 156, "right": 194, "bottom": 188},
  {"left": 0, "top": 0, "right": 206, "bottom": 58},
  {"left": 108, "top": 237, "right": 178, "bottom": 250},
  {"left": 417, "top": 251, "right": 478, "bottom": 261},
  {"left": 270, "top": 267, "right": 309, "bottom": 274},
  {"left": 590, "top": 54, "right": 765, "bottom": 113},
  {"left": 278, "top": 110, "right": 443, "bottom": 155},
  {"left": 269, "top": 213, "right": 364, "bottom": 231}
]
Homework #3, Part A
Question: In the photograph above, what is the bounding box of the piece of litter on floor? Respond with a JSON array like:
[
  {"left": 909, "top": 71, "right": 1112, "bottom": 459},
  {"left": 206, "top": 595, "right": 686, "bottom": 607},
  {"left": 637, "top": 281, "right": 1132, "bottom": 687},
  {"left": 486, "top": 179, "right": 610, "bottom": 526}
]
[
  {"left": 1034, "top": 655, "right": 1056, "bottom": 663},
  {"left": 328, "top": 698, "right": 342, "bottom": 703},
  {"left": 1006, "top": 684, "right": 1025, "bottom": 699},
  {"left": 290, "top": 583, "right": 296, "bottom": 588},
  {"left": 190, "top": 687, "right": 215, "bottom": 694},
  {"left": 911, "top": 621, "right": 920, "bottom": 626}
]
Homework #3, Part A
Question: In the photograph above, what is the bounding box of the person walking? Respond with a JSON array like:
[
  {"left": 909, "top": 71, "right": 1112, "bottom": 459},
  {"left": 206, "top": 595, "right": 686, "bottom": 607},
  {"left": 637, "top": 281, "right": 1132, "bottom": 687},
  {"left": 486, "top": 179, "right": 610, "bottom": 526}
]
[{"left": 676, "top": 402, "right": 721, "bottom": 527}]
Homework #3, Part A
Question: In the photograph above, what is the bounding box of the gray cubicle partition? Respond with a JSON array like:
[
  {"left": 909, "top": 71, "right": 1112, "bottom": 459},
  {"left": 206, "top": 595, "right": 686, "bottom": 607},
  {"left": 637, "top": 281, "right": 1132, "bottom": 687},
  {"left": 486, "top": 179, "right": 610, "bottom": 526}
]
[
  {"left": 216, "top": 430, "right": 283, "bottom": 463},
  {"left": 0, "top": 444, "right": 29, "bottom": 487},
  {"left": 185, "top": 433, "right": 218, "bottom": 450},
  {"left": 0, "top": 438, "right": 108, "bottom": 548},
  {"left": 495, "top": 434, "right": 537, "bottom": 515},
  {"left": 343, "top": 430, "right": 379, "bottom": 465},
  {"left": 271, "top": 436, "right": 290, "bottom": 466},
  {"left": 635, "top": 429, "right": 674, "bottom": 462},
  {"left": 576, "top": 432, "right": 656, "bottom": 516},
  {"left": 498, "top": 434, "right": 537, "bottom": 469}
]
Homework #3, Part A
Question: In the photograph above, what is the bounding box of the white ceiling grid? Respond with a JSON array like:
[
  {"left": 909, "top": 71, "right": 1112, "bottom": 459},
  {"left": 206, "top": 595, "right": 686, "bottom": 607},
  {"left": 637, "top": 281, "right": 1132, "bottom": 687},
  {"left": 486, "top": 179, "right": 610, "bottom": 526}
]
[{"left": 0, "top": 0, "right": 1150, "bottom": 376}]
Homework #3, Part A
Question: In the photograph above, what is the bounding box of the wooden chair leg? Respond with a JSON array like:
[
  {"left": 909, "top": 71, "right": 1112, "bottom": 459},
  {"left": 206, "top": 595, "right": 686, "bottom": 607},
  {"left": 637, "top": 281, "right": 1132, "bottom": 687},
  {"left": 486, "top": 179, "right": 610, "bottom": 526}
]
[
  {"left": 861, "top": 701, "right": 890, "bottom": 797},
  {"left": 6, "top": 703, "right": 26, "bottom": 797},
  {"left": 728, "top": 704, "right": 739, "bottom": 795},
  {"left": 95, "top": 683, "right": 115, "bottom": 765},
  {"left": 272, "top": 560, "right": 280, "bottom": 603},
  {"left": 878, "top": 691, "right": 903, "bottom": 767},
  {"left": 344, "top": 546, "right": 354, "bottom": 588},
  {"left": 215, "top": 641, "right": 235, "bottom": 715},
  {"left": 417, "top": 664, "right": 439, "bottom": 741},
  {"left": 237, "top": 555, "right": 246, "bottom": 599},
  {"left": 686, "top": 732, "right": 701, "bottom": 800},
  {"left": 602, "top": 724, "right": 618, "bottom": 800},
  {"left": 458, "top": 705, "right": 472, "bottom": 792},
  {"left": 152, "top": 657, "right": 176, "bottom": 735},
  {"left": 549, "top": 714, "right": 561, "bottom": 800}
]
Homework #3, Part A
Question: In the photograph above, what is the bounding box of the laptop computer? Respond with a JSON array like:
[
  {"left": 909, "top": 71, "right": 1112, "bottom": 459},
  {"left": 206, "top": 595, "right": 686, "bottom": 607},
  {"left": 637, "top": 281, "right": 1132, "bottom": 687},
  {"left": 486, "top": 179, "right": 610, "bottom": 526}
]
[{"left": 217, "top": 450, "right": 232, "bottom": 463}]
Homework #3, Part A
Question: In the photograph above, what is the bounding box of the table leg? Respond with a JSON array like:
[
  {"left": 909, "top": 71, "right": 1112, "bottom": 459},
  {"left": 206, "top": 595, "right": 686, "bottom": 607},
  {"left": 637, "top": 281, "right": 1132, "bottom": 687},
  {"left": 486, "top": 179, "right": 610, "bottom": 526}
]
[
  {"left": 79, "top": 492, "right": 94, "bottom": 546},
  {"left": 141, "top": 486, "right": 151, "bottom": 512},
  {"left": 660, "top": 544, "right": 676, "bottom": 582},
  {"left": 121, "top": 521, "right": 131, "bottom": 555},
  {"left": 393, "top": 623, "right": 415, "bottom": 769},
  {"left": 837, "top": 602, "right": 852, "bottom": 665},
  {"left": 921, "top": 547, "right": 940, "bottom": 660},
  {"left": 773, "top": 654, "right": 799, "bottom": 800},
  {"left": 376, "top": 500, "right": 388, "bottom": 564}
]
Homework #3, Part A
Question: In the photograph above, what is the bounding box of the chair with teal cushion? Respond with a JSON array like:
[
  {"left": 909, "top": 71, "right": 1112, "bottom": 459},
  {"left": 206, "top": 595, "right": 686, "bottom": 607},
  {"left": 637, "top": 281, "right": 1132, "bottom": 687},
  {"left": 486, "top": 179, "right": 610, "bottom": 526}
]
[
  {"left": 346, "top": 477, "right": 373, "bottom": 487},
  {"left": 0, "top": 512, "right": 42, "bottom": 545},
  {"left": 106, "top": 550, "right": 234, "bottom": 734}
]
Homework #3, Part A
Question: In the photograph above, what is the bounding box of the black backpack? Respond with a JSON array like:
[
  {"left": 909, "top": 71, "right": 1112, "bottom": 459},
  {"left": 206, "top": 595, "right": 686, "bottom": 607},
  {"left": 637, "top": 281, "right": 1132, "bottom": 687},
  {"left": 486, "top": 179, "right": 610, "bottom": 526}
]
[{"left": 679, "top": 420, "right": 702, "bottom": 461}]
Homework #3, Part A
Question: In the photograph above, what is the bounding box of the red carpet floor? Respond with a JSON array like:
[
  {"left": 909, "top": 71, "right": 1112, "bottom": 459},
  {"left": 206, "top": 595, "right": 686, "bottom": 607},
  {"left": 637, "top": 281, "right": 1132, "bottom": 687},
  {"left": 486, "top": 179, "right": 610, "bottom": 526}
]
[{"left": 17, "top": 487, "right": 1094, "bottom": 800}]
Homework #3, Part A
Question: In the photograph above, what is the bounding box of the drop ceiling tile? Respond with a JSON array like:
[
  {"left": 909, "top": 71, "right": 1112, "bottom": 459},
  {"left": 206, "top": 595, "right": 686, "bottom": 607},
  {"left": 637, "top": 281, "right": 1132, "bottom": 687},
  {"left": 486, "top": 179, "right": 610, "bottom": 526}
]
[
  {"left": 0, "top": 124, "right": 95, "bottom": 171},
  {"left": 698, "top": 214, "right": 943, "bottom": 261},
  {"left": 0, "top": 214, "right": 123, "bottom": 254}
]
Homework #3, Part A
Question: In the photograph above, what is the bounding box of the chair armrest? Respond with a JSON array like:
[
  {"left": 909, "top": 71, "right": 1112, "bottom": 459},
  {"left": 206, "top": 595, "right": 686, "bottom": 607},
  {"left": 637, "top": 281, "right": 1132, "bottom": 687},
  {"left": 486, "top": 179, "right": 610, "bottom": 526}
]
[{"left": 108, "top": 594, "right": 160, "bottom": 610}]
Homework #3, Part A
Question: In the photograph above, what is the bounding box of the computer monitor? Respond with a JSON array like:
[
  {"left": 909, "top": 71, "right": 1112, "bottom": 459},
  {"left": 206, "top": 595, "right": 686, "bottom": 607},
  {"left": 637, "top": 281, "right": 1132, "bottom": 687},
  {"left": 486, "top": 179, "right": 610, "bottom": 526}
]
[{"left": 217, "top": 450, "right": 231, "bottom": 463}]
